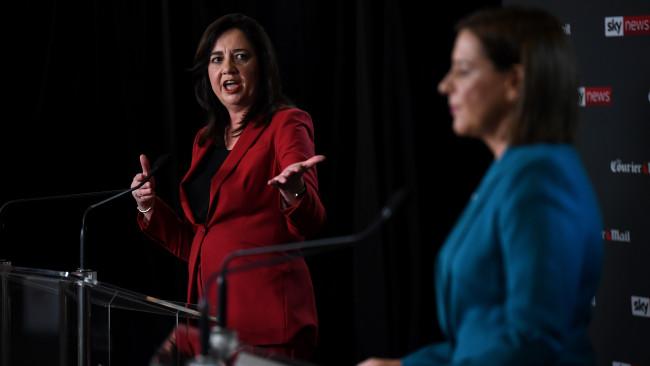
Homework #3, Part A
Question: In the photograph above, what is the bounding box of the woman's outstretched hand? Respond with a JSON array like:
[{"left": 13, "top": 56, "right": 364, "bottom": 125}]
[{"left": 267, "top": 155, "right": 326, "bottom": 205}]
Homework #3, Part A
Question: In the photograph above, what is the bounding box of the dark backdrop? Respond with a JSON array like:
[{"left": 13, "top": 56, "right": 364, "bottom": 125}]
[{"left": 0, "top": 1, "right": 498, "bottom": 365}]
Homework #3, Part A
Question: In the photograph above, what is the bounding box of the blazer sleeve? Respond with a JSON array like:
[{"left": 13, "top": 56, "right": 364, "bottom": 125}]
[
  {"left": 136, "top": 128, "right": 207, "bottom": 261},
  {"left": 137, "top": 196, "right": 195, "bottom": 261},
  {"left": 403, "top": 161, "right": 598, "bottom": 366},
  {"left": 273, "top": 109, "right": 326, "bottom": 238}
]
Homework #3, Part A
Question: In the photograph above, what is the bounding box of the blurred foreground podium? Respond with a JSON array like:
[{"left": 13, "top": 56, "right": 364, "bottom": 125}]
[{"left": 0, "top": 261, "right": 200, "bottom": 366}]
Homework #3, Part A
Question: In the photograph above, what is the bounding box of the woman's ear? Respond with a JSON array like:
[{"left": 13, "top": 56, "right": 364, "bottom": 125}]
[{"left": 505, "top": 64, "right": 524, "bottom": 103}]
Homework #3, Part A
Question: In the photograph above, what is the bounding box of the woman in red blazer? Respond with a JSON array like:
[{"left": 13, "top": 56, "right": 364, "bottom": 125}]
[{"left": 131, "top": 13, "right": 326, "bottom": 362}]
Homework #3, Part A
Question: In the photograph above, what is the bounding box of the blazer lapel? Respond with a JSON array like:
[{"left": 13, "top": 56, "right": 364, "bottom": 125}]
[
  {"left": 436, "top": 158, "right": 505, "bottom": 337},
  {"left": 206, "top": 121, "right": 269, "bottom": 225}
]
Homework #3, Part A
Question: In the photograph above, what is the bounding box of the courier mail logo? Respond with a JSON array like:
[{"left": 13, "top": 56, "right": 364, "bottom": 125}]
[
  {"left": 610, "top": 159, "right": 650, "bottom": 175},
  {"left": 602, "top": 229, "right": 631, "bottom": 243},
  {"left": 631, "top": 296, "right": 650, "bottom": 318},
  {"left": 578, "top": 86, "right": 612, "bottom": 107},
  {"left": 605, "top": 15, "right": 650, "bottom": 37}
]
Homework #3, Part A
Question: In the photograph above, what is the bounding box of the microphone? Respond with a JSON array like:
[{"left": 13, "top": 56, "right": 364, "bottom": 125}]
[
  {"left": 0, "top": 153, "right": 170, "bottom": 366},
  {"left": 0, "top": 154, "right": 171, "bottom": 233},
  {"left": 195, "top": 188, "right": 408, "bottom": 363},
  {"left": 78, "top": 153, "right": 170, "bottom": 271},
  {"left": 0, "top": 188, "right": 124, "bottom": 272}
]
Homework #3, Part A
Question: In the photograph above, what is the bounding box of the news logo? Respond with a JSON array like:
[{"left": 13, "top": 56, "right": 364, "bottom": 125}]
[
  {"left": 606, "top": 17, "right": 624, "bottom": 36},
  {"left": 562, "top": 23, "right": 571, "bottom": 35},
  {"left": 610, "top": 159, "right": 650, "bottom": 175},
  {"left": 605, "top": 15, "right": 650, "bottom": 37},
  {"left": 631, "top": 296, "right": 650, "bottom": 318},
  {"left": 612, "top": 362, "right": 632, "bottom": 366},
  {"left": 578, "top": 86, "right": 612, "bottom": 107},
  {"left": 602, "top": 229, "right": 631, "bottom": 243}
]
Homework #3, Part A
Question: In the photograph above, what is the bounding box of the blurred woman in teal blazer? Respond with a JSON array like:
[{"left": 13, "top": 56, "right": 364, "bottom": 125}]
[{"left": 360, "top": 6, "right": 603, "bottom": 366}]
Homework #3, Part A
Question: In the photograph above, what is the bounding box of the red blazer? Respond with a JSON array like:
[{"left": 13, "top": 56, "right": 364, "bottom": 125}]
[{"left": 138, "top": 108, "right": 325, "bottom": 348}]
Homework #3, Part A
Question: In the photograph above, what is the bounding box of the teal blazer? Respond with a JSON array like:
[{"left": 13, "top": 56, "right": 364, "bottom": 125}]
[{"left": 404, "top": 144, "right": 603, "bottom": 366}]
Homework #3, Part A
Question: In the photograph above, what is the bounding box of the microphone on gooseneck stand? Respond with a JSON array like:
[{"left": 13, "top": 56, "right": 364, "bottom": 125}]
[
  {"left": 0, "top": 153, "right": 170, "bottom": 270},
  {"left": 78, "top": 153, "right": 171, "bottom": 271},
  {"left": 0, "top": 153, "right": 171, "bottom": 366},
  {"left": 74, "top": 153, "right": 169, "bottom": 366},
  {"left": 190, "top": 188, "right": 408, "bottom": 366},
  {"left": 0, "top": 153, "right": 168, "bottom": 261}
]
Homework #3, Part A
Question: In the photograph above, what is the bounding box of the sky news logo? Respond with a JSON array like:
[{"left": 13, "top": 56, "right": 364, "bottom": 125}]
[
  {"left": 610, "top": 159, "right": 650, "bottom": 175},
  {"left": 631, "top": 296, "right": 650, "bottom": 318},
  {"left": 612, "top": 362, "right": 634, "bottom": 366},
  {"left": 602, "top": 229, "right": 631, "bottom": 243},
  {"left": 605, "top": 15, "right": 650, "bottom": 37},
  {"left": 578, "top": 86, "right": 612, "bottom": 107}
]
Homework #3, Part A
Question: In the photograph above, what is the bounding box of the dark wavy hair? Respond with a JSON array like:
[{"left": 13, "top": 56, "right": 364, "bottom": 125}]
[
  {"left": 457, "top": 6, "right": 578, "bottom": 144},
  {"left": 191, "top": 13, "right": 291, "bottom": 146}
]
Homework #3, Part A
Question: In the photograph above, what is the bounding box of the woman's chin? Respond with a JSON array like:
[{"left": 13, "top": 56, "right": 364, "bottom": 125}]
[{"left": 452, "top": 121, "right": 470, "bottom": 137}]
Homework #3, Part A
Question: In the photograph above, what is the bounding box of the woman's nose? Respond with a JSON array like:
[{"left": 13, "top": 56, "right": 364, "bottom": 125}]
[
  {"left": 438, "top": 73, "right": 451, "bottom": 95},
  {"left": 222, "top": 57, "right": 238, "bottom": 75}
]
